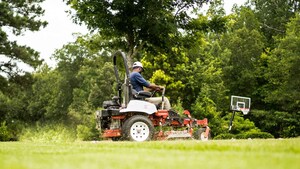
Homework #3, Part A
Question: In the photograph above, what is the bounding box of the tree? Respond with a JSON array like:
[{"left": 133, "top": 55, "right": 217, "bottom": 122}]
[
  {"left": 28, "top": 67, "right": 69, "bottom": 121},
  {"left": 264, "top": 14, "right": 300, "bottom": 112},
  {"left": 66, "top": 0, "right": 210, "bottom": 66},
  {"left": 0, "top": 0, "right": 47, "bottom": 76},
  {"left": 28, "top": 34, "right": 115, "bottom": 123},
  {"left": 0, "top": 72, "right": 36, "bottom": 140},
  {"left": 219, "top": 7, "right": 265, "bottom": 99},
  {"left": 251, "top": 0, "right": 300, "bottom": 47}
]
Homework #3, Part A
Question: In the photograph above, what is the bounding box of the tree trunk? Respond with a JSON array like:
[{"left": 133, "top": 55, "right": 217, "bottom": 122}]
[
  {"left": 126, "top": 33, "right": 135, "bottom": 69},
  {"left": 126, "top": 50, "right": 133, "bottom": 70}
]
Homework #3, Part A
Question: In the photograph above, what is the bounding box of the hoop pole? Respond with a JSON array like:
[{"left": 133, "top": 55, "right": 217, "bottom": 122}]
[
  {"left": 229, "top": 111, "right": 236, "bottom": 131},
  {"left": 161, "top": 87, "right": 165, "bottom": 110}
]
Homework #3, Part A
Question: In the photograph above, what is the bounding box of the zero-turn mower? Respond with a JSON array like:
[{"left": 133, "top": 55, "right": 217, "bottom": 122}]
[{"left": 96, "top": 51, "right": 210, "bottom": 141}]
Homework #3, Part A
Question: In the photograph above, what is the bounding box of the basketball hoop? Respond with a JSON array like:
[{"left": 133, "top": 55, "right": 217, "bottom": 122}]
[{"left": 229, "top": 95, "right": 251, "bottom": 130}]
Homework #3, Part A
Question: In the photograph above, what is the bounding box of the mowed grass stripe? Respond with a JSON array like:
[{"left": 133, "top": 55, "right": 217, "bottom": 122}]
[{"left": 0, "top": 139, "right": 299, "bottom": 169}]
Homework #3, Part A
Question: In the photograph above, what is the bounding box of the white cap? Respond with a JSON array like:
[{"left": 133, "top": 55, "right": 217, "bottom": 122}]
[{"left": 132, "top": 61, "right": 143, "bottom": 69}]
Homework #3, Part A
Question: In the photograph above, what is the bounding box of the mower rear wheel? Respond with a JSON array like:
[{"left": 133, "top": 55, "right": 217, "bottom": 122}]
[{"left": 122, "top": 115, "right": 154, "bottom": 141}]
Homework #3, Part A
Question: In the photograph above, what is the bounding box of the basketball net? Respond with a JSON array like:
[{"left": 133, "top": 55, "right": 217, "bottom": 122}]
[{"left": 239, "top": 108, "right": 250, "bottom": 115}]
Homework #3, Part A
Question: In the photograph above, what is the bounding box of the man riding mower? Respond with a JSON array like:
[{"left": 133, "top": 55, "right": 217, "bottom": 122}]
[{"left": 96, "top": 51, "right": 210, "bottom": 141}]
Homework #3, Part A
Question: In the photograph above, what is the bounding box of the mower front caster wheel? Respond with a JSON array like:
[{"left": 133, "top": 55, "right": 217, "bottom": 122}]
[{"left": 195, "top": 128, "right": 211, "bottom": 141}]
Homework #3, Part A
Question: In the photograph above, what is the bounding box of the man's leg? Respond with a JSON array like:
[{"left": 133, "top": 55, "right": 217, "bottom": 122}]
[{"left": 146, "top": 97, "right": 171, "bottom": 110}]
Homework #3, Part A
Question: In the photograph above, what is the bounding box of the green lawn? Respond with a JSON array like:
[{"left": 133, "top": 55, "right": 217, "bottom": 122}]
[{"left": 0, "top": 139, "right": 299, "bottom": 169}]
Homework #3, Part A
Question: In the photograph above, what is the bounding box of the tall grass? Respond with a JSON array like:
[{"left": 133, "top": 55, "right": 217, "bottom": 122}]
[{"left": 19, "top": 123, "right": 77, "bottom": 142}]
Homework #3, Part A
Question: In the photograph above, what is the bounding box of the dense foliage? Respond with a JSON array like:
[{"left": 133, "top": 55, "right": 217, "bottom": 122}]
[{"left": 0, "top": 0, "right": 300, "bottom": 141}]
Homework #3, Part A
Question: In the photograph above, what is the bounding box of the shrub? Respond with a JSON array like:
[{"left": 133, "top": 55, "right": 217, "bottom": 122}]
[
  {"left": 172, "top": 98, "right": 185, "bottom": 116},
  {"left": 214, "top": 133, "right": 235, "bottom": 140},
  {"left": 76, "top": 124, "right": 99, "bottom": 141},
  {"left": 214, "top": 131, "right": 274, "bottom": 140},
  {"left": 68, "top": 107, "right": 101, "bottom": 141},
  {"left": 0, "top": 122, "right": 11, "bottom": 141},
  {"left": 236, "top": 131, "right": 274, "bottom": 139},
  {"left": 249, "top": 110, "right": 300, "bottom": 138}
]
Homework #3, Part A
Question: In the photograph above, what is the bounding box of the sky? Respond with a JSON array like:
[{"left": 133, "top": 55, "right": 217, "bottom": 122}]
[{"left": 8, "top": 0, "right": 247, "bottom": 70}]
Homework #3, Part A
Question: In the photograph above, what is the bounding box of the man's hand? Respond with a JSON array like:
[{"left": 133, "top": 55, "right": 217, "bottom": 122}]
[
  {"left": 148, "top": 84, "right": 164, "bottom": 92},
  {"left": 155, "top": 85, "right": 164, "bottom": 92}
]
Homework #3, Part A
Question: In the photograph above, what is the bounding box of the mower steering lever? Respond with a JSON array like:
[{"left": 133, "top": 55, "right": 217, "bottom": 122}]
[
  {"left": 151, "top": 90, "right": 157, "bottom": 97},
  {"left": 150, "top": 86, "right": 165, "bottom": 97}
]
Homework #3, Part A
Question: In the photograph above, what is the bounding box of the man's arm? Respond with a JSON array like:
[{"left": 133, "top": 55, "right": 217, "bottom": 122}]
[{"left": 135, "top": 73, "right": 162, "bottom": 91}]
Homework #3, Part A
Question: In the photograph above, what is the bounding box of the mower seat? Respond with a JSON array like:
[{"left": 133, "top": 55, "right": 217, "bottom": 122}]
[{"left": 132, "top": 90, "right": 152, "bottom": 100}]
